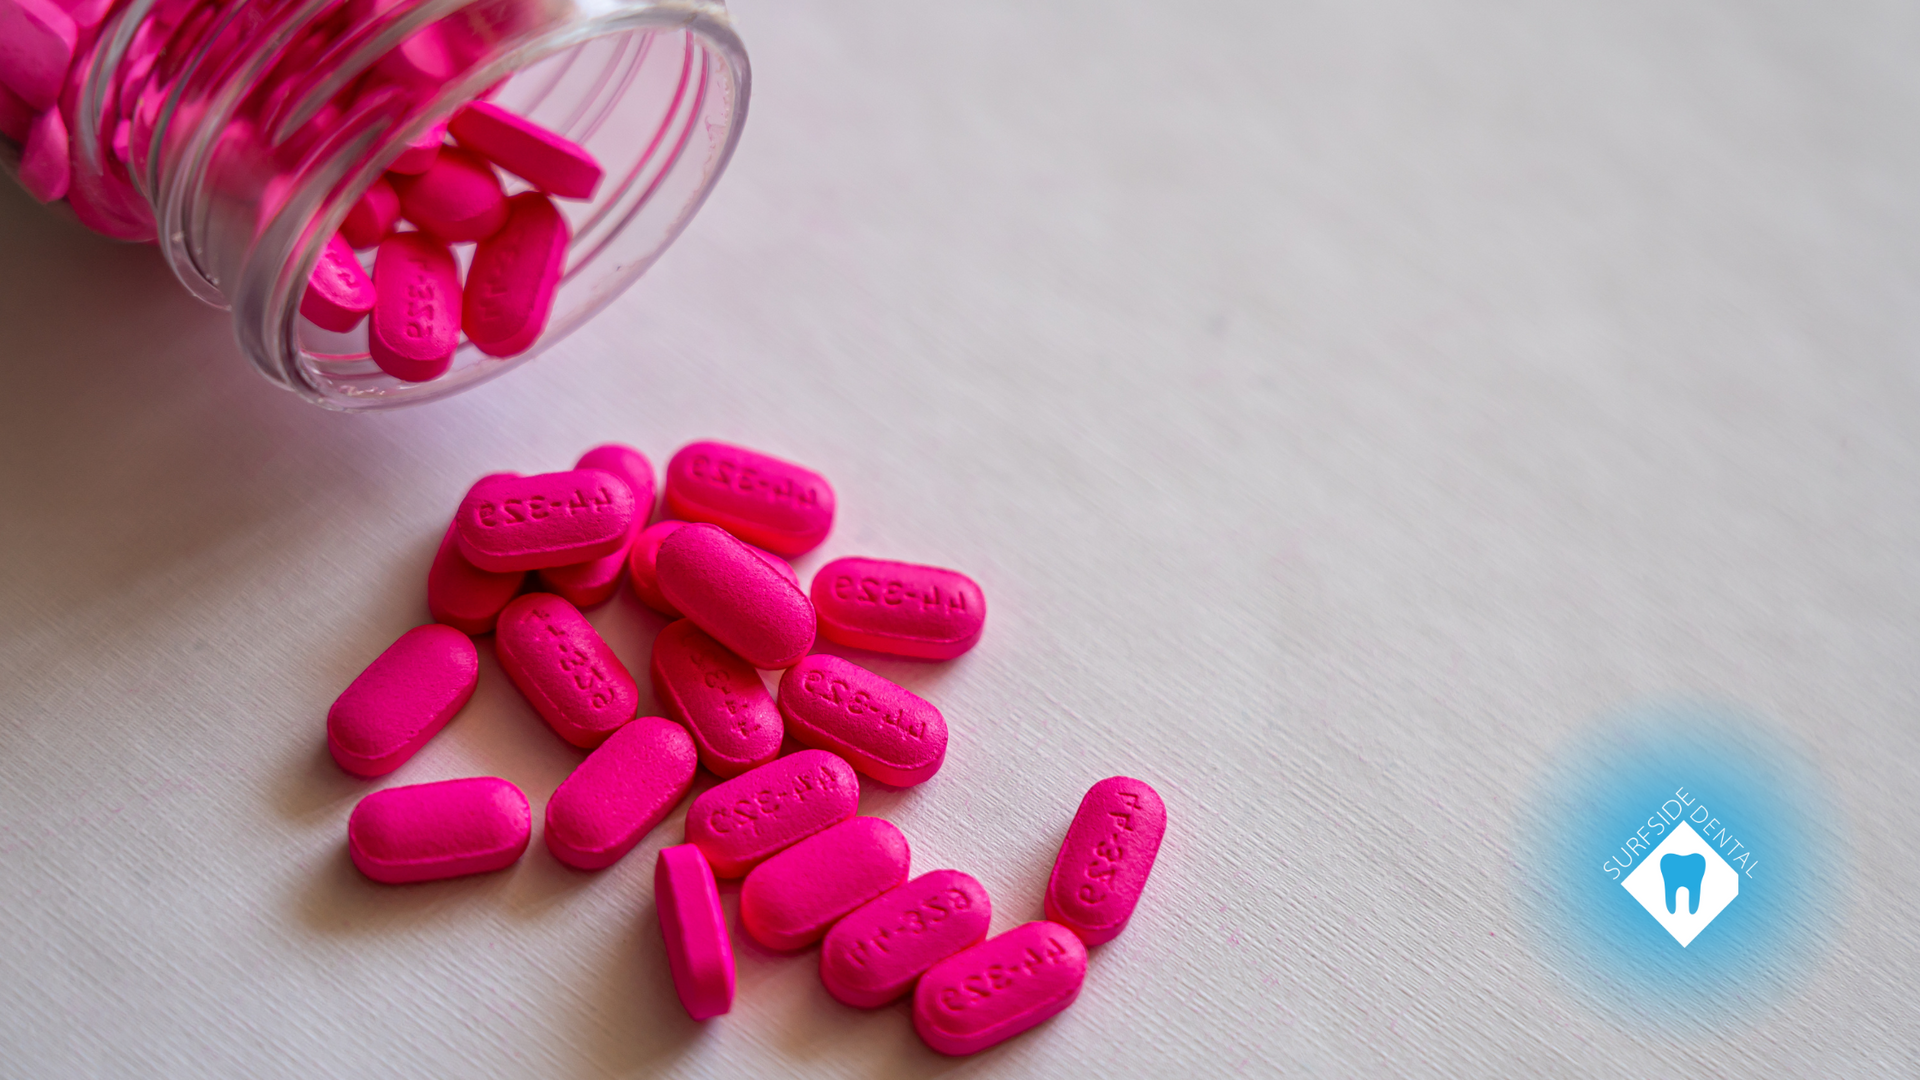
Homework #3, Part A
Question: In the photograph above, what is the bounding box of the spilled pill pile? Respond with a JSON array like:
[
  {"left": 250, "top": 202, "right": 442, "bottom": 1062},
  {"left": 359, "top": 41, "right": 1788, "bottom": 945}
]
[{"left": 328, "top": 439, "right": 1167, "bottom": 1055}]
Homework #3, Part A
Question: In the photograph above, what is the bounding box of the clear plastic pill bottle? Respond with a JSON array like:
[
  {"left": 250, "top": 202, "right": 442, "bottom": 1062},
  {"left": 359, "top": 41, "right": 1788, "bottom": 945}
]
[{"left": 28, "top": 0, "right": 746, "bottom": 409}]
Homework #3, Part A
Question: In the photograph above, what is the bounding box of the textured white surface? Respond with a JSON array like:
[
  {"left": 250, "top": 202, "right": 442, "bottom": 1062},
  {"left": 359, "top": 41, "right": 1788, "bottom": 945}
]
[{"left": 2, "top": 0, "right": 1918, "bottom": 1076}]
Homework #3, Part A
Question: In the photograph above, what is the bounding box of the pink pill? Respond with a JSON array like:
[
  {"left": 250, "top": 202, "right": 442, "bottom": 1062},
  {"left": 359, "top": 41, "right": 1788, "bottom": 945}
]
[
  {"left": 921, "top": 926, "right": 1090, "bottom": 1053},
  {"left": 0, "top": 81, "right": 31, "bottom": 141},
  {"left": 914, "top": 922, "right": 1087, "bottom": 1056},
  {"left": 17, "top": 105, "right": 67, "bottom": 202},
  {"left": 340, "top": 174, "right": 399, "bottom": 248},
  {"left": 393, "top": 145, "right": 507, "bottom": 242},
  {"left": 426, "top": 514, "right": 526, "bottom": 636},
  {"left": 656, "top": 523, "right": 815, "bottom": 670},
  {"left": 387, "top": 119, "right": 444, "bottom": 175},
  {"left": 778, "top": 655, "right": 948, "bottom": 788},
  {"left": 1044, "top": 776, "right": 1166, "bottom": 946},
  {"left": 812, "top": 557, "right": 987, "bottom": 661},
  {"left": 348, "top": 776, "right": 531, "bottom": 884},
  {"left": 683, "top": 748, "right": 858, "bottom": 878},
  {"left": 448, "top": 101, "right": 603, "bottom": 200},
  {"left": 821, "top": 870, "right": 992, "bottom": 1008},
  {"left": 663, "top": 441, "right": 836, "bottom": 556},
  {"left": 628, "top": 520, "right": 797, "bottom": 619},
  {"left": 454, "top": 470, "right": 636, "bottom": 572},
  {"left": 0, "top": 0, "right": 75, "bottom": 111},
  {"left": 494, "top": 592, "right": 637, "bottom": 748},
  {"left": 537, "top": 443, "right": 654, "bottom": 609},
  {"left": 655, "top": 844, "right": 734, "bottom": 1020},
  {"left": 462, "top": 190, "right": 567, "bottom": 358},
  {"left": 301, "top": 233, "right": 376, "bottom": 332},
  {"left": 369, "top": 230, "right": 461, "bottom": 382},
  {"left": 649, "top": 619, "right": 782, "bottom": 778},
  {"left": 741, "top": 817, "right": 910, "bottom": 951},
  {"left": 544, "top": 716, "right": 696, "bottom": 870},
  {"left": 327, "top": 624, "right": 478, "bottom": 777}
]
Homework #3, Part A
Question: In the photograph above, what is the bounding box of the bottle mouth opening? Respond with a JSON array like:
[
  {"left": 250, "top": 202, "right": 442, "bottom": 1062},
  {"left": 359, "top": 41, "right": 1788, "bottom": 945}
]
[{"left": 144, "top": 2, "right": 747, "bottom": 411}]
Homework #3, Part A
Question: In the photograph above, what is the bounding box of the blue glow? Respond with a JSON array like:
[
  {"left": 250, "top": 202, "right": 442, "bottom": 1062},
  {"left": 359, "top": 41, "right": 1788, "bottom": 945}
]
[{"left": 1512, "top": 700, "right": 1844, "bottom": 1028}]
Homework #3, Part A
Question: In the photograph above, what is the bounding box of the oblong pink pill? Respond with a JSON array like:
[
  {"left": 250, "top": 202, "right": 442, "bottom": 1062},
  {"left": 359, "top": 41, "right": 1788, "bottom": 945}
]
[
  {"left": 821, "top": 870, "right": 992, "bottom": 1008},
  {"left": 912, "top": 922, "right": 1088, "bottom": 1056},
  {"left": 449, "top": 101, "right": 603, "bottom": 200},
  {"left": 369, "top": 230, "right": 461, "bottom": 382},
  {"left": 426, "top": 515, "right": 526, "bottom": 635},
  {"left": 544, "top": 716, "right": 696, "bottom": 870},
  {"left": 649, "top": 619, "right": 782, "bottom": 778},
  {"left": 740, "top": 817, "right": 910, "bottom": 951},
  {"left": 778, "top": 655, "right": 948, "bottom": 787},
  {"left": 341, "top": 174, "right": 399, "bottom": 248},
  {"left": 463, "top": 190, "right": 567, "bottom": 358},
  {"left": 455, "top": 470, "right": 636, "bottom": 572},
  {"left": 348, "top": 776, "right": 530, "bottom": 884},
  {"left": 1043, "top": 777, "right": 1167, "bottom": 946},
  {"left": 301, "top": 233, "right": 375, "bottom": 332},
  {"left": 494, "top": 593, "right": 638, "bottom": 748},
  {"left": 663, "top": 441, "right": 836, "bottom": 556},
  {"left": 656, "top": 523, "right": 815, "bottom": 670},
  {"left": 537, "top": 444, "right": 655, "bottom": 609},
  {"left": 683, "top": 749, "right": 858, "bottom": 878},
  {"left": 628, "top": 521, "right": 796, "bottom": 618},
  {"left": 392, "top": 145, "right": 507, "bottom": 242},
  {"left": 655, "top": 844, "right": 733, "bottom": 1020},
  {"left": 327, "top": 624, "right": 478, "bottom": 777},
  {"left": 811, "top": 557, "right": 987, "bottom": 661}
]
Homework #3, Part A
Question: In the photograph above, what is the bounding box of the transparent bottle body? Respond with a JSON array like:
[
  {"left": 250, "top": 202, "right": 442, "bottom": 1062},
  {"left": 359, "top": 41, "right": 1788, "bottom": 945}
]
[{"left": 66, "top": 0, "right": 747, "bottom": 409}]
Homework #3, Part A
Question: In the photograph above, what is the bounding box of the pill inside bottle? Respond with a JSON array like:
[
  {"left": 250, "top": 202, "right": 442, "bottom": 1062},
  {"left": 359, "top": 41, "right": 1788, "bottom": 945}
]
[{"left": 0, "top": 0, "right": 750, "bottom": 409}]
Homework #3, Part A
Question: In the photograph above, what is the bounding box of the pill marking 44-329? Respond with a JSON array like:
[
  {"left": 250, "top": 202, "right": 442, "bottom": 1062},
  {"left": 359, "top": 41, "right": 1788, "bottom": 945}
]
[
  {"left": 703, "top": 761, "right": 848, "bottom": 836},
  {"left": 476, "top": 486, "right": 619, "bottom": 526},
  {"left": 831, "top": 574, "right": 969, "bottom": 612},
  {"left": 933, "top": 932, "right": 1076, "bottom": 1012},
  {"left": 841, "top": 884, "right": 977, "bottom": 968},
  {"left": 687, "top": 452, "right": 825, "bottom": 508},
  {"left": 795, "top": 667, "right": 928, "bottom": 739},
  {"left": 1076, "top": 790, "right": 1149, "bottom": 905}
]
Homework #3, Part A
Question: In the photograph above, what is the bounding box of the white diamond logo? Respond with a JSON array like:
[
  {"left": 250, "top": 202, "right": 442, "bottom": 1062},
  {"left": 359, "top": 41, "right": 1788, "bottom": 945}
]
[{"left": 1621, "top": 822, "right": 1739, "bottom": 946}]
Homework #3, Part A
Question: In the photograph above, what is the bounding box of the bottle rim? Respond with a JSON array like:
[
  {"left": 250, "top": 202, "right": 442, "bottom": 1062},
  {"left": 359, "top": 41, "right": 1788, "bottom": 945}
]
[{"left": 74, "top": 0, "right": 749, "bottom": 410}]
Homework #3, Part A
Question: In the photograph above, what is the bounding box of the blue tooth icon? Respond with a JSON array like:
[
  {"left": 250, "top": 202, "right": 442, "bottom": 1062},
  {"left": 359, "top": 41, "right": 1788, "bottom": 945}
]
[{"left": 1661, "top": 852, "right": 1707, "bottom": 915}]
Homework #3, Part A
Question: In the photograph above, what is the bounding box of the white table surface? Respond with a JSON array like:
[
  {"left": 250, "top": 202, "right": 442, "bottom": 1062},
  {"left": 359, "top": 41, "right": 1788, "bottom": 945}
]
[{"left": 3, "top": 0, "right": 1917, "bottom": 1076}]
